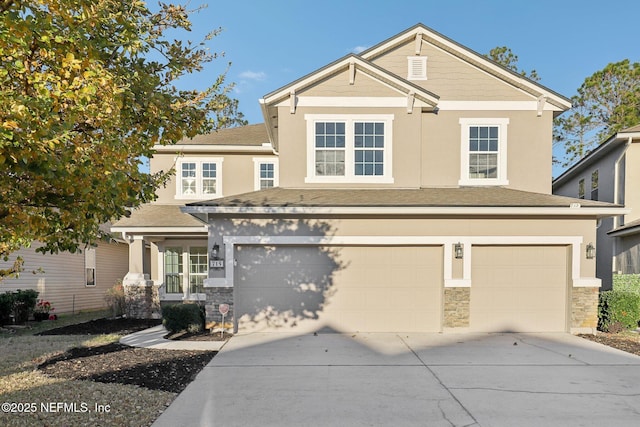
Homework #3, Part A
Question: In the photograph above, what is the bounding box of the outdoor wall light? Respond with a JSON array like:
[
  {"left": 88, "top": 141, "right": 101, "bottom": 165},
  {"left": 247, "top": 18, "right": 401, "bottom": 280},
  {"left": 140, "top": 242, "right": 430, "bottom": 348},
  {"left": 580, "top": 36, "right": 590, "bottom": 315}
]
[
  {"left": 454, "top": 242, "right": 464, "bottom": 259},
  {"left": 211, "top": 243, "right": 220, "bottom": 259},
  {"left": 586, "top": 242, "right": 596, "bottom": 259}
]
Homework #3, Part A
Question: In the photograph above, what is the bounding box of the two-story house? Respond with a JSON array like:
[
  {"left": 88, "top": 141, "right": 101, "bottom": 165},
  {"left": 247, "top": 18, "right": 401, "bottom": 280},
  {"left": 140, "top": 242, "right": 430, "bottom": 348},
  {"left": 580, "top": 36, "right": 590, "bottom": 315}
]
[
  {"left": 113, "top": 24, "right": 625, "bottom": 334},
  {"left": 553, "top": 125, "right": 640, "bottom": 290}
]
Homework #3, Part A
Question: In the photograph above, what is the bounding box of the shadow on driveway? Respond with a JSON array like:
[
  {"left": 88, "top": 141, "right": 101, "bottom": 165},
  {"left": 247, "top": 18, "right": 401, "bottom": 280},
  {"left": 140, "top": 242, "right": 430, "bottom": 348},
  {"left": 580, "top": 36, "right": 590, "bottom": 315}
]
[{"left": 153, "top": 331, "right": 640, "bottom": 427}]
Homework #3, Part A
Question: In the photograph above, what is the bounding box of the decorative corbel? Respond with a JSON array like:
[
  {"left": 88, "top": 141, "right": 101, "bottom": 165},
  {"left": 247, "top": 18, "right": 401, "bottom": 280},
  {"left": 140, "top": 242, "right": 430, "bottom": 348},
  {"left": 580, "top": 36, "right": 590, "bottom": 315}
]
[
  {"left": 290, "top": 90, "right": 296, "bottom": 114},
  {"left": 407, "top": 91, "right": 415, "bottom": 114},
  {"left": 414, "top": 33, "right": 422, "bottom": 55},
  {"left": 349, "top": 59, "right": 356, "bottom": 85},
  {"left": 536, "top": 94, "right": 546, "bottom": 117}
]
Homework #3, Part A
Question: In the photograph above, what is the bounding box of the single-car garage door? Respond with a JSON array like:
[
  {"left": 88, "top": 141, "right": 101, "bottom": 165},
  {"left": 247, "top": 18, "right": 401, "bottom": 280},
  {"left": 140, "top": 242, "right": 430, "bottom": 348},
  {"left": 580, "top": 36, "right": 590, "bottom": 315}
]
[
  {"left": 234, "top": 245, "right": 443, "bottom": 333},
  {"left": 470, "top": 246, "right": 568, "bottom": 332}
]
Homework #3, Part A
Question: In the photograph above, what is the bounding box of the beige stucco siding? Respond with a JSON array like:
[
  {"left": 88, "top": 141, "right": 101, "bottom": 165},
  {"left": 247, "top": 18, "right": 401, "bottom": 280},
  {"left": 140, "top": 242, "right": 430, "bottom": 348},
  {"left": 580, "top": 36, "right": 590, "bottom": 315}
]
[
  {"left": 277, "top": 105, "right": 422, "bottom": 188},
  {"left": 422, "top": 110, "right": 553, "bottom": 192},
  {"left": 370, "top": 39, "right": 532, "bottom": 101},
  {"left": 151, "top": 152, "right": 274, "bottom": 204},
  {"left": 209, "top": 215, "right": 597, "bottom": 280}
]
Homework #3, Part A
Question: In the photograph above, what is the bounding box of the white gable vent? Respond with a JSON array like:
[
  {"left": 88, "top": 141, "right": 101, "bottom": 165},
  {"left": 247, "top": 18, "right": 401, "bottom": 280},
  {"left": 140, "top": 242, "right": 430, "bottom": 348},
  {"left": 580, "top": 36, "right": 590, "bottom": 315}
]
[{"left": 407, "top": 56, "right": 427, "bottom": 80}]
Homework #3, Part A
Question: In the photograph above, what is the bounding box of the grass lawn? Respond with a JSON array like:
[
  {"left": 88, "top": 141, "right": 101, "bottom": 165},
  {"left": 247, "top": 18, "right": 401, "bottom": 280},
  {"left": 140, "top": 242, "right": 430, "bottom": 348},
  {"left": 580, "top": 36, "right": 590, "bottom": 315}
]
[{"left": 0, "top": 311, "right": 176, "bottom": 427}]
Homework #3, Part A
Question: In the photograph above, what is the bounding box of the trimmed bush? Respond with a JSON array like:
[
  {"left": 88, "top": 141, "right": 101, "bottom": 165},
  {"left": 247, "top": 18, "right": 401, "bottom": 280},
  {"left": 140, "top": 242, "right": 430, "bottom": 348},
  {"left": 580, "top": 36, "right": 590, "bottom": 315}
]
[
  {"left": 162, "top": 303, "right": 204, "bottom": 333},
  {"left": 613, "top": 274, "right": 640, "bottom": 293},
  {"left": 0, "top": 292, "right": 16, "bottom": 325},
  {"left": 598, "top": 289, "right": 640, "bottom": 332}
]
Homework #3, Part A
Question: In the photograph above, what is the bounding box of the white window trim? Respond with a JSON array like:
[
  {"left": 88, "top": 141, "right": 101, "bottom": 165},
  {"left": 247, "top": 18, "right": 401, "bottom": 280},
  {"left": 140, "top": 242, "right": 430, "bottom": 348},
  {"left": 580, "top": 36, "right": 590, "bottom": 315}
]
[
  {"left": 253, "top": 157, "right": 279, "bottom": 190},
  {"left": 84, "top": 248, "right": 96, "bottom": 287},
  {"left": 304, "top": 114, "right": 394, "bottom": 184},
  {"left": 159, "top": 242, "right": 208, "bottom": 301},
  {"left": 407, "top": 56, "right": 427, "bottom": 80},
  {"left": 175, "top": 157, "right": 224, "bottom": 200},
  {"left": 458, "top": 118, "right": 509, "bottom": 186}
]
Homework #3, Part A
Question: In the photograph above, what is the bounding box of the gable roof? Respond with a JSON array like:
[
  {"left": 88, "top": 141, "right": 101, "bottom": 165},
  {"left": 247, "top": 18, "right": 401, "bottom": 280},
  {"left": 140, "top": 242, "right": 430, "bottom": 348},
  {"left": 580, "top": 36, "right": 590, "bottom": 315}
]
[
  {"left": 111, "top": 204, "right": 208, "bottom": 235},
  {"left": 153, "top": 124, "right": 272, "bottom": 153},
  {"left": 360, "top": 23, "right": 571, "bottom": 111},
  {"left": 553, "top": 125, "right": 640, "bottom": 188},
  {"left": 184, "top": 187, "right": 625, "bottom": 218}
]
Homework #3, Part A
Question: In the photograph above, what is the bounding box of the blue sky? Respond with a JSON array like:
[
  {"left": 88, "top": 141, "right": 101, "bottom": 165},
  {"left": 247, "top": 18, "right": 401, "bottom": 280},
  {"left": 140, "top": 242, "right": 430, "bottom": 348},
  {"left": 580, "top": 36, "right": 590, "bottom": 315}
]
[{"left": 175, "top": 0, "right": 639, "bottom": 175}]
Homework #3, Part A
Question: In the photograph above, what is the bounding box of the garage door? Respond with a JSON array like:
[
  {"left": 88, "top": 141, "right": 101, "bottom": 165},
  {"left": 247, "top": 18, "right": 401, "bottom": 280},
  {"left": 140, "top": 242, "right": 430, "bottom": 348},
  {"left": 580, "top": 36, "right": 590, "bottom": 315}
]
[
  {"left": 470, "top": 246, "right": 568, "bottom": 332},
  {"left": 234, "top": 245, "right": 443, "bottom": 333}
]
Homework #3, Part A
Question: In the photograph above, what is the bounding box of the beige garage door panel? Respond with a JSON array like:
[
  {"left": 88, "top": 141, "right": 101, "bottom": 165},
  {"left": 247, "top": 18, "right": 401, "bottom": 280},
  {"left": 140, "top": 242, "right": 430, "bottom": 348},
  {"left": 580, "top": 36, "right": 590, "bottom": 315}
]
[
  {"left": 235, "top": 245, "right": 442, "bottom": 333},
  {"left": 471, "top": 246, "right": 568, "bottom": 332}
]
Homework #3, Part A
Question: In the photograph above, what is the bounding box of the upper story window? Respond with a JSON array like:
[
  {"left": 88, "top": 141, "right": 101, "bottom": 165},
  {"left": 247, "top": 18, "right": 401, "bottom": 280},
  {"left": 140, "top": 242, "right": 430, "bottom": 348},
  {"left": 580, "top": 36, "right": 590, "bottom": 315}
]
[
  {"left": 253, "top": 158, "right": 279, "bottom": 190},
  {"left": 578, "top": 179, "right": 585, "bottom": 199},
  {"left": 305, "top": 114, "right": 394, "bottom": 184},
  {"left": 407, "top": 56, "right": 427, "bottom": 80},
  {"left": 176, "top": 158, "right": 223, "bottom": 199},
  {"left": 591, "top": 170, "right": 599, "bottom": 201},
  {"left": 458, "top": 118, "right": 509, "bottom": 186}
]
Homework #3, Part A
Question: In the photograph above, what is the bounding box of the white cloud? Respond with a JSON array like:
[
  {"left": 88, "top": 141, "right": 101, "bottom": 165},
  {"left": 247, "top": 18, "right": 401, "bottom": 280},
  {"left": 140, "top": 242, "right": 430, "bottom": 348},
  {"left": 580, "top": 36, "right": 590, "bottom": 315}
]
[
  {"left": 351, "top": 46, "right": 368, "bottom": 54},
  {"left": 239, "top": 70, "right": 267, "bottom": 81}
]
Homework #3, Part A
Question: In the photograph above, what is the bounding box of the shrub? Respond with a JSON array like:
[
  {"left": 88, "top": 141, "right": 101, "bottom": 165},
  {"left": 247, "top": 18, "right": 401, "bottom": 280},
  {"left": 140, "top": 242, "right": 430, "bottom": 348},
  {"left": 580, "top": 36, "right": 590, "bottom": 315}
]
[
  {"left": 104, "top": 281, "right": 126, "bottom": 317},
  {"left": 598, "top": 289, "right": 640, "bottom": 332},
  {"left": 613, "top": 274, "right": 640, "bottom": 293},
  {"left": 162, "top": 303, "right": 204, "bottom": 333},
  {"left": 0, "top": 292, "right": 16, "bottom": 325},
  {"left": 0, "top": 289, "right": 38, "bottom": 324}
]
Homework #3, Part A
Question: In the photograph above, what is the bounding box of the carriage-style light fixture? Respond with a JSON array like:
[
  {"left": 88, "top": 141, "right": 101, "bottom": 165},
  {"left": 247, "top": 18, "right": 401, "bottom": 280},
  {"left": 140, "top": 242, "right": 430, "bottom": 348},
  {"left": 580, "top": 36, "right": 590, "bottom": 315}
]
[
  {"left": 211, "top": 243, "right": 220, "bottom": 259},
  {"left": 586, "top": 242, "right": 596, "bottom": 259},
  {"left": 454, "top": 242, "right": 464, "bottom": 259}
]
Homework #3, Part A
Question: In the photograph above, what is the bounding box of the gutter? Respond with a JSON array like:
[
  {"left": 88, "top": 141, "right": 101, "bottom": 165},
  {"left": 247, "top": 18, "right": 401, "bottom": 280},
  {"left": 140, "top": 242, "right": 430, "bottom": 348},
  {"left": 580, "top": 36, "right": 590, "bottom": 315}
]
[{"left": 181, "top": 205, "right": 629, "bottom": 218}]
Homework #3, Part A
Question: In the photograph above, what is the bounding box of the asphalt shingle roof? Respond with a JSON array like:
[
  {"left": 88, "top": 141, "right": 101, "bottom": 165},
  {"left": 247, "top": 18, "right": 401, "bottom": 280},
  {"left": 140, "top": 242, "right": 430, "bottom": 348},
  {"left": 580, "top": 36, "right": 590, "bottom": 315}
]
[
  {"left": 112, "top": 204, "right": 207, "bottom": 228},
  {"left": 187, "top": 187, "right": 618, "bottom": 208}
]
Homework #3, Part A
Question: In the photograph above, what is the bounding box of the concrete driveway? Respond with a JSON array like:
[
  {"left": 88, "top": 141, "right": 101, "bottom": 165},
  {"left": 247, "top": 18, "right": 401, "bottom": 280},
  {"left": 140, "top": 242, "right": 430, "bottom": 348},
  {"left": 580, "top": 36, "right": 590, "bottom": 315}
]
[{"left": 152, "top": 332, "right": 640, "bottom": 427}]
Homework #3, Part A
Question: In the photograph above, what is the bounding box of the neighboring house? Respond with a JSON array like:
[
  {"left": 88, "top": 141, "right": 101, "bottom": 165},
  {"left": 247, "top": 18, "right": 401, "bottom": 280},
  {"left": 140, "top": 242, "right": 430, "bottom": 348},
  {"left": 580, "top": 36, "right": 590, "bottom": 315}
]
[
  {"left": 113, "top": 24, "right": 625, "bottom": 334},
  {"left": 553, "top": 125, "right": 640, "bottom": 290},
  {"left": 0, "top": 237, "right": 128, "bottom": 315}
]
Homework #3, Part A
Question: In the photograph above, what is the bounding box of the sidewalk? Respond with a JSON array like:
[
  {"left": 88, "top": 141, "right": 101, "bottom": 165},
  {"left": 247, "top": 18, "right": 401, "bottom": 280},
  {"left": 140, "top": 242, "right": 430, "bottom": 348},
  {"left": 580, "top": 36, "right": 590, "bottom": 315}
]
[{"left": 119, "top": 325, "right": 228, "bottom": 351}]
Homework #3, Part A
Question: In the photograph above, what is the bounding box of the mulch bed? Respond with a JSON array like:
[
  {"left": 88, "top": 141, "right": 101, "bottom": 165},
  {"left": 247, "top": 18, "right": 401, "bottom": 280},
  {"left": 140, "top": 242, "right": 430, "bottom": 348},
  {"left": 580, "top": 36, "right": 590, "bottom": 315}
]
[
  {"left": 579, "top": 332, "right": 640, "bottom": 356},
  {"left": 36, "top": 318, "right": 217, "bottom": 393},
  {"left": 35, "top": 317, "right": 162, "bottom": 336}
]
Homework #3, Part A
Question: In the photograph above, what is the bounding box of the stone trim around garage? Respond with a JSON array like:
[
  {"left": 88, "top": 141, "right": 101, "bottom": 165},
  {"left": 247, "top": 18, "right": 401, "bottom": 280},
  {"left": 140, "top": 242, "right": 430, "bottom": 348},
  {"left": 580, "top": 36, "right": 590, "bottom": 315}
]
[
  {"left": 443, "top": 287, "right": 470, "bottom": 328},
  {"left": 571, "top": 286, "right": 599, "bottom": 334}
]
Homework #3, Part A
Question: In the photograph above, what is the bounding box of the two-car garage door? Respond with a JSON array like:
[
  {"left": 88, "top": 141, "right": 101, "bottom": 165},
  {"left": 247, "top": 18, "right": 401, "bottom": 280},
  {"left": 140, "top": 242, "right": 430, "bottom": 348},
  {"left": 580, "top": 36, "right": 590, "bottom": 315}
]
[
  {"left": 233, "top": 244, "right": 569, "bottom": 333},
  {"left": 234, "top": 245, "right": 442, "bottom": 333}
]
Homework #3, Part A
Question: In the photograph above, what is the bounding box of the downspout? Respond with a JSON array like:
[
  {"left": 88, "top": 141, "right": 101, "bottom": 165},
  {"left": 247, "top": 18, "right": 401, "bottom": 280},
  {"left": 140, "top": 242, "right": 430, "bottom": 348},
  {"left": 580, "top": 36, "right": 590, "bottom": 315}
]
[{"left": 611, "top": 137, "right": 632, "bottom": 273}]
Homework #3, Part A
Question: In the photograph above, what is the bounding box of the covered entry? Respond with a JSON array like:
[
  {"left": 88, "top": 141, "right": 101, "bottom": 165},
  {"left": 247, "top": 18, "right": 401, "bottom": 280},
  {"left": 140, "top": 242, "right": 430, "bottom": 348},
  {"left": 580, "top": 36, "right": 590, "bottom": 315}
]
[
  {"left": 470, "top": 245, "right": 569, "bottom": 332},
  {"left": 234, "top": 245, "right": 443, "bottom": 333}
]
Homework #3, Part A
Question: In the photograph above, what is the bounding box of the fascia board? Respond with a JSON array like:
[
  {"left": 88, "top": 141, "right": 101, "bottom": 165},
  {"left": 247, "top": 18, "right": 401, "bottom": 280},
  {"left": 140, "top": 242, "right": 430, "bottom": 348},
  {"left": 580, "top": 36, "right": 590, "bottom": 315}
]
[
  {"left": 153, "top": 144, "right": 275, "bottom": 153},
  {"left": 110, "top": 226, "right": 208, "bottom": 233},
  {"left": 182, "top": 206, "right": 629, "bottom": 218}
]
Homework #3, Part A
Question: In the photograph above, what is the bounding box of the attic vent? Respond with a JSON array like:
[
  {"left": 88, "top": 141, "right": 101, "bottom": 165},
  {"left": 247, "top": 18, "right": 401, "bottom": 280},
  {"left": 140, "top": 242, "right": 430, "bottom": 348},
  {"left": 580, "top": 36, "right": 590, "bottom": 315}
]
[{"left": 407, "top": 56, "right": 427, "bottom": 80}]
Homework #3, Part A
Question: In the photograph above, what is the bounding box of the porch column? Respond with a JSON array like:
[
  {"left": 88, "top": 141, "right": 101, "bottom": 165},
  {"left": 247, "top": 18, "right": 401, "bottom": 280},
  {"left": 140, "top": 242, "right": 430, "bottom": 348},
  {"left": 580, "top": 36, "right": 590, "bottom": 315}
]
[{"left": 122, "top": 235, "right": 160, "bottom": 319}]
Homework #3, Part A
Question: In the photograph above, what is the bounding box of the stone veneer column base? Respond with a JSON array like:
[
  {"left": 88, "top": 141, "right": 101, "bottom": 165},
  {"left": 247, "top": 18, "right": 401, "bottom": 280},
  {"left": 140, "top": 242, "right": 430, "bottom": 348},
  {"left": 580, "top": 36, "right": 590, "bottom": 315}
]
[
  {"left": 205, "top": 287, "right": 234, "bottom": 330},
  {"left": 571, "top": 287, "right": 599, "bottom": 334},
  {"left": 444, "top": 287, "right": 470, "bottom": 328},
  {"left": 123, "top": 282, "right": 161, "bottom": 319}
]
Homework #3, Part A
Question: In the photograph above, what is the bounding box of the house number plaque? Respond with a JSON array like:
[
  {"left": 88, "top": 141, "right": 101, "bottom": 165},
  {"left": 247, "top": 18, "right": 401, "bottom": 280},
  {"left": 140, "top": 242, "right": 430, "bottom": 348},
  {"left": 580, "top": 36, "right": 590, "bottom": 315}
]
[{"left": 210, "top": 259, "right": 224, "bottom": 269}]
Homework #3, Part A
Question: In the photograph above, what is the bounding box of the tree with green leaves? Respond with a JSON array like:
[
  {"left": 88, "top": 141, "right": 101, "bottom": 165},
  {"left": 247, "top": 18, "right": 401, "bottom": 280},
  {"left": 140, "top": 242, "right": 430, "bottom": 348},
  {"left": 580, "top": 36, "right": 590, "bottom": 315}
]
[
  {"left": 0, "top": 0, "right": 246, "bottom": 279},
  {"left": 485, "top": 46, "right": 540, "bottom": 81},
  {"left": 554, "top": 59, "right": 640, "bottom": 167}
]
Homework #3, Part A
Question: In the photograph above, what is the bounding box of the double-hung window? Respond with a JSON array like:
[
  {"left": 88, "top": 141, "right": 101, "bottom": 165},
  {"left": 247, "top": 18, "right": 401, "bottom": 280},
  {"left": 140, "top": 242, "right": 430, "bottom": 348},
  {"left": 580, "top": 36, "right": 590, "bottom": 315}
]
[
  {"left": 253, "top": 158, "right": 279, "bottom": 190},
  {"left": 458, "top": 118, "right": 509, "bottom": 186},
  {"left": 176, "top": 158, "right": 223, "bottom": 199},
  {"left": 305, "top": 114, "right": 393, "bottom": 183}
]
